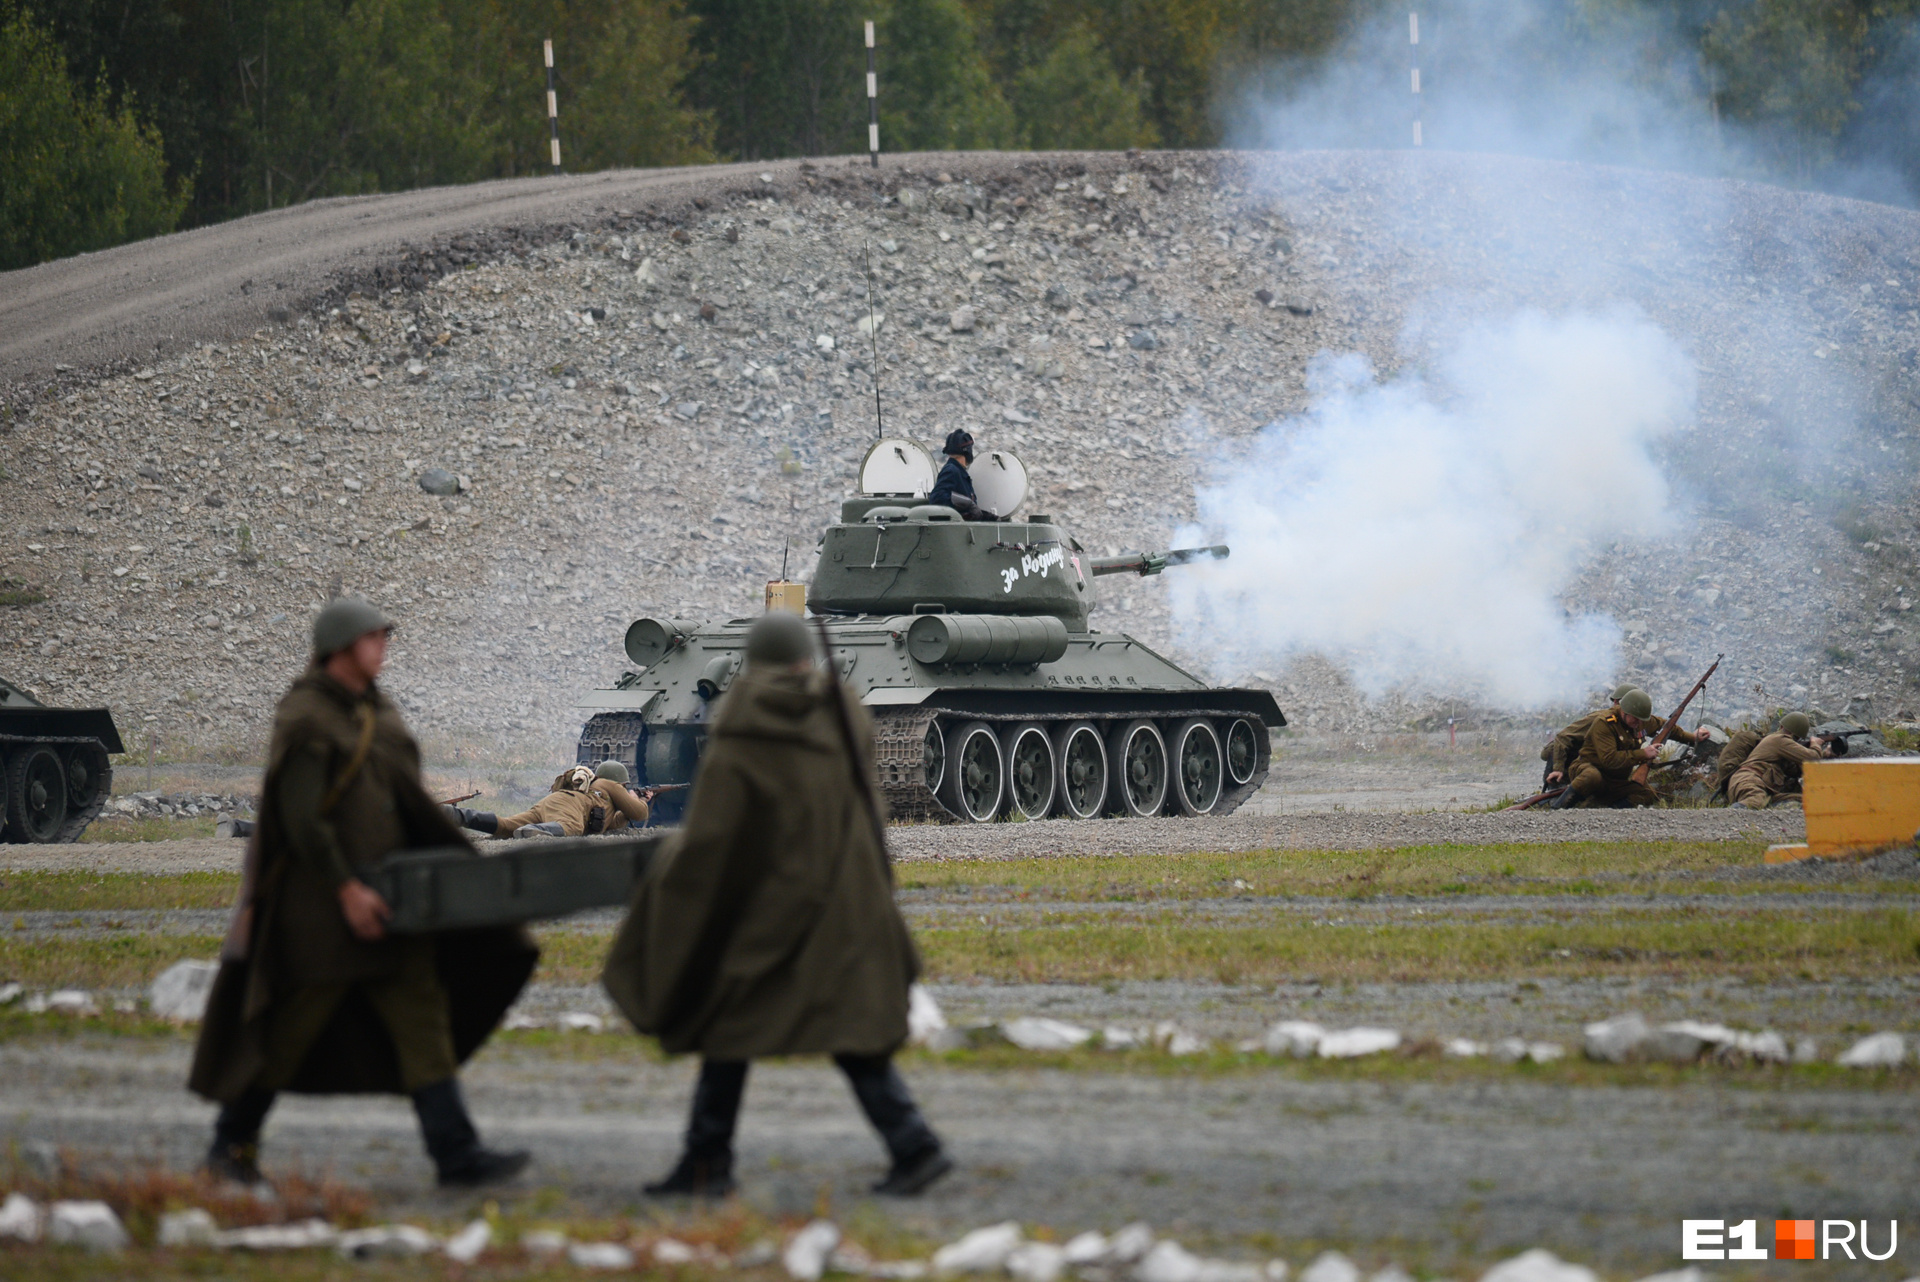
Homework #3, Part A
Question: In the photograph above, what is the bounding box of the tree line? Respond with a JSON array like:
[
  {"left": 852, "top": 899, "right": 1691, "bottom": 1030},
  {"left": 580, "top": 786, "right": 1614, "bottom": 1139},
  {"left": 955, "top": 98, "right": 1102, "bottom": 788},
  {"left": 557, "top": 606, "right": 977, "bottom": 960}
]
[{"left": 2, "top": 0, "right": 1916, "bottom": 271}]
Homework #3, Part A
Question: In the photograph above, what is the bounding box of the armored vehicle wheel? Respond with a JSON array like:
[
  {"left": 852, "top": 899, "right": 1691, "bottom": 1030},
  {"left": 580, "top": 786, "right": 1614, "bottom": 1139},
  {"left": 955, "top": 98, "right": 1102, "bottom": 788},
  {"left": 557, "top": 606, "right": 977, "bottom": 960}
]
[
  {"left": 1107, "top": 719, "right": 1168, "bottom": 818},
  {"left": 922, "top": 720, "right": 947, "bottom": 795},
  {"left": 1052, "top": 720, "right": 1108, "bottom": 820},
  {"left": 8, "top": 745, "right": 68, "bottom": 843},
  {"left": 1003, "top": 722, "right": 1057, "bottom": 821},
  {"left": 1171, "top": 719, "right": 1224, "bottom": 816},
  {"left": 941, "top": 721, "right": 1003, "bottom": 823},
  {"left": 66, "top": 741, "right": 110, "bottom": 814},
  {"left": 1224, "top": 718, "right": 1260, "bottom": 787}
]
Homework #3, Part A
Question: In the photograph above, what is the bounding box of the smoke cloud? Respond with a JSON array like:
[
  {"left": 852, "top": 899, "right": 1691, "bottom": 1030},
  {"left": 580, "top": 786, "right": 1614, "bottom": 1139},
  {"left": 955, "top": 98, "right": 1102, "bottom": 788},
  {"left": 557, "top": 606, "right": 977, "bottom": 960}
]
[{"left": 1168, "top": 309, "right": 1697, "bottom": 708}]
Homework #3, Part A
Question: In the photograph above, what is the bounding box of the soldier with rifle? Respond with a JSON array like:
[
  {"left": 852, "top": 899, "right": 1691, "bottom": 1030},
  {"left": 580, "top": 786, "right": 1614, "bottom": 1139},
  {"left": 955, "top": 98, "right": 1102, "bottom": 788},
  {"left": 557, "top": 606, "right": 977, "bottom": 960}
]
[
  {"left": 603, "top": 611, "right": 953, "bottom": 1199},
  {"left": 1540, "top": 684, "right": 1635, "bottom": 789},
  {"left": 1725, "top": 712, "right": 1836, "bottom": 808},
  {"left": 189, "top": 597, "right": 536, "bottom": 1188}
]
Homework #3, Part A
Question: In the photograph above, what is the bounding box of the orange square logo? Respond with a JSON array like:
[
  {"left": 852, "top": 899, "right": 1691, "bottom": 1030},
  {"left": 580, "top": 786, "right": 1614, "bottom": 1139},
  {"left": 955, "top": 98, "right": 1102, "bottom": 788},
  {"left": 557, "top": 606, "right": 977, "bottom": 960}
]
[{"left": 1776, "top": 1220, "right": 1816, "bottom": 1260}]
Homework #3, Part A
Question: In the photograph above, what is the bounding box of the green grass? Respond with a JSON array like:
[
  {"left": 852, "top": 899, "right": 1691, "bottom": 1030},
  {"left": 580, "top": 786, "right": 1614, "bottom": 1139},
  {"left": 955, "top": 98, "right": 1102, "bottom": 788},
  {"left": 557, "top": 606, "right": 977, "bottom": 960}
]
[
  {"left": 0, "top": 872, "right": 238, "bottom": 912},
  {"left": 896, "top": 841, "right": 1803, "bottom": 900},
  {"left": 80, "top": 816, "right": 221, "bottom": 842}
]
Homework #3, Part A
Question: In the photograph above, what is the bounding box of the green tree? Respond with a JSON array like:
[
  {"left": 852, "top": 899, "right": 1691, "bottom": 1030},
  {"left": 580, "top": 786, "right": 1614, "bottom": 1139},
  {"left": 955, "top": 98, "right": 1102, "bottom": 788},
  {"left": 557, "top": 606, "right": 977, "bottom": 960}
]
[
  {"left": 1010, "top": 23, "right": 1159, "bottom": 148},
  {"left": 880, "top": 0, "right": 1015, "bottom": 150},
  {"left": 0, "top": 6, "right": 186, "bottom": 269},
  {"left": 1703, "top": 0, "right": 1877, "bottom": 180}
]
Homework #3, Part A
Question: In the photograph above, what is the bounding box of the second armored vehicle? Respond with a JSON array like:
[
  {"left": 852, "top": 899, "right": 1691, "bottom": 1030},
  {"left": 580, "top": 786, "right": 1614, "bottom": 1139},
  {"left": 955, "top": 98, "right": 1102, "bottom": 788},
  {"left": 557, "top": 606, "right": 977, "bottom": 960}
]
[
  {"left": 576, "top": 441, "right": 1284, "bottom": 823},
  {"left": 1, "top": 675, "right": 122, "bottom": 842}
]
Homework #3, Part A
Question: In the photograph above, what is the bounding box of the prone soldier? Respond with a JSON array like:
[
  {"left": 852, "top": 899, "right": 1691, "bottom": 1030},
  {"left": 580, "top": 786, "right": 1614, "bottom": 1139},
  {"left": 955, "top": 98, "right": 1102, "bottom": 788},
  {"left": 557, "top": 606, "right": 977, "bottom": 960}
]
[
  {"left": 449, "top": 760, "right": 651, "bottom": 837},
  {"left": 189, "top": 598, "right": 536, "bottom": 1188},
  {"left": 1725, "top": 712, "right": 1835, "bottom": 808}
]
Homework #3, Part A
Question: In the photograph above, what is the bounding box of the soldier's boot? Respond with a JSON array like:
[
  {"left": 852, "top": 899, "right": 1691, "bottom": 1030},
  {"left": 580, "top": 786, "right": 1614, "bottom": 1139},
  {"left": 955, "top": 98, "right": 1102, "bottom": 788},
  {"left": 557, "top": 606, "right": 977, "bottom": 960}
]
[
  {"left": 647, "top": 1060, "right": 743, "bottom": 1198},
  {"left": 411, "top": 1077, "right": 530, "bottom": 1188},
  {"left": 836, "top": 1053, "right": 953, "bottom": 1196},
  {"left": 205, "top": 1085, "right": 275, "bottom": 1186},
  {"left": 445, "top": 806, "right": 498, "bottom": 835},
  {"left": 1548, "top": 786, "right": 1578, "bottom": 810}
]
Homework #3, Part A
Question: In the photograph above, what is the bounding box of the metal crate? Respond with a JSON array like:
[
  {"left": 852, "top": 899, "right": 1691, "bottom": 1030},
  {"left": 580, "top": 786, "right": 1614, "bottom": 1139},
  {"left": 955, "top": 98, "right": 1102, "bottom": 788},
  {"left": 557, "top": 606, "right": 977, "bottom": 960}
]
[{"left": 373, "top": 836, "right": 659, "bottom": 933}]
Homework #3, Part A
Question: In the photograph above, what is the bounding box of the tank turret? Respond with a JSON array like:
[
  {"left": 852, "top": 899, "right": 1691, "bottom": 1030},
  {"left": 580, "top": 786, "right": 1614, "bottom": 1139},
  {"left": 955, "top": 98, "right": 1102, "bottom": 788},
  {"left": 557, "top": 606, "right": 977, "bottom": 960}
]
[{"left": 573, "top": 440, "right": 1284, "bottom": 824}]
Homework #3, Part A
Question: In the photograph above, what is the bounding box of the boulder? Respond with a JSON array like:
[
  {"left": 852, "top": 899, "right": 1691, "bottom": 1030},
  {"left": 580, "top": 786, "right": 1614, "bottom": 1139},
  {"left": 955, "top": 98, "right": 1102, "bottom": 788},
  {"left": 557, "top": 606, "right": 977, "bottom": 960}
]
[
  {"left": 1063, "top": 1231, "right": 1111, "bottom": 1265},
  {"left": 1001, "top": 1016, "right": 1092, "bottom": 1051},
  {"left": 215, "top": 1219, "right": 339, "bottom": 1251},
  {"left": 444, "top": 1220, "right": 491, "bottom": 1264},
  {"left": 149, "top": 959, "right": 219, "bottom": 1022},
  {"left": 1300, "top": 1252, "right": 1361, "bottom": 1282},
  {"left": 569, "top": 1242, "right": 636, "bottom": 1270},
  {"left": 1478, "top": 1249, "right": 1598, "bottom": 1282},
  {"left": 1838, "top": 1031, "right": 1906, "bottom": 1067},
  {"left": 785, "top": 1220, "right": 841, "bottom": 1280},
  {"left": 907, "top": 983, "right": 948, "bottom": 1045},
  {"left": 933, "top": 1223, "right": 1022, "bottom": 1275},
  {"left": 417, "top": 467, "right": 460, "bottom": 497},
  {"left": 1317, "top": 1028, "right": 1401, "bottom": 1059},
  {"left": 1582, "top": 1012, "right": 1650, "bottom": 1062},
  {"left": 0, "top": 1192, "right": 44, "bottom": 1242},
  {"left": 1107, "top": 1224, "right": 1157, "bottom": 1265},
  {"left": 47, "top": 1200, "right": 129, "bottom": 1252},
  {"left": 157, "top": 1207, "right": 219, "bottom": 1247},
  {"left": 338, "top": 1225, "right": 439, "bottom": 1259},
  {"left": 1008, "top": 1241, "right": 1068, "bottom": 1282},
  {"left": 521, "top": 1229, "right": 569, "bottom": 1257},
  {"left": 1136, "top": 1241, "right": 1207, "bottom": 1282}
]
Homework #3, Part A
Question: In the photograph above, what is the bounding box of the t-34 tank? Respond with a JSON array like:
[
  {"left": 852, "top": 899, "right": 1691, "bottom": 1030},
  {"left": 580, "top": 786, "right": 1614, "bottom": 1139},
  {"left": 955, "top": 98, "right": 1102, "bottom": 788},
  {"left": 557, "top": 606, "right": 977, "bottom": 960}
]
[
  {"left": 575, "top": 440, "right": 1284, "bottom": 823},
  {"left": 0, "top": 674, "right": 122, "bottom": 842}
]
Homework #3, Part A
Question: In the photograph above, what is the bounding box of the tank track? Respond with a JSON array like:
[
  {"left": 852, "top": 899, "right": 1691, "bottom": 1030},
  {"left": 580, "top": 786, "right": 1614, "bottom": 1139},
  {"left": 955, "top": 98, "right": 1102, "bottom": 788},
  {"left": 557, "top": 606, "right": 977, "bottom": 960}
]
[
  {"left": 871, "top": 705, "right": 1270, "bottom": 823},
  {"left": 0, "top": 734, "right": 115, "bottom": 843}
]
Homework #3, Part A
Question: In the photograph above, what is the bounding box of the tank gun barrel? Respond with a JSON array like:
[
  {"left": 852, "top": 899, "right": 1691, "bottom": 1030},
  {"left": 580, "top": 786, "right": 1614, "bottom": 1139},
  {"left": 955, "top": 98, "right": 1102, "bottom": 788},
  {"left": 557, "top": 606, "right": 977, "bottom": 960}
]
[{"left": 1089, "top": 545, "right": 1229, "bottom": 577}]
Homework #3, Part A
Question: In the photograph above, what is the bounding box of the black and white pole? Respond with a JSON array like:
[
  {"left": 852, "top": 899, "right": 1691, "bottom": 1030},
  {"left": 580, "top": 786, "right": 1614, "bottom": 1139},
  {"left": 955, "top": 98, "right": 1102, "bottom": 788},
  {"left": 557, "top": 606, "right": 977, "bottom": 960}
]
[
  {"left": 1409, "top": 13, "right": 1423, "bottom": 148},
  {"left": 544, "top": 38, "right": 562, "bottom": 174},
  {"left": 865, "top": 21, "right": 879, "bottom": 168}
]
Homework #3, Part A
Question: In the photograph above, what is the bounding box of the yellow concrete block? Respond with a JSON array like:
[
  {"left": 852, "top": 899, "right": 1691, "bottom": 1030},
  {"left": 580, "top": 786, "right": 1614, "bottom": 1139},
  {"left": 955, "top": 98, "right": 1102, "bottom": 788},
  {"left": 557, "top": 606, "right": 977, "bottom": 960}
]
[{"left": 1802, "top": 760, "right": 1920, "bottom": 856}]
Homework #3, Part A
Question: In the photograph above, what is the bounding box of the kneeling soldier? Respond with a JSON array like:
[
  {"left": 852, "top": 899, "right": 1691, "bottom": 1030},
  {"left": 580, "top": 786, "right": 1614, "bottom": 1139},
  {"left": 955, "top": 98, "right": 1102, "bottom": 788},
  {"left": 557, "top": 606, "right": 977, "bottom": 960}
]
[
  {"left": 1725, "top": 712, "right": 1833, "bottom": 809},
  {"left": 603, "top": 612, "right": 952, "bottom": 1198},
  {"left": 189, "top": 598, "right": 537, "bottom": 1188}
]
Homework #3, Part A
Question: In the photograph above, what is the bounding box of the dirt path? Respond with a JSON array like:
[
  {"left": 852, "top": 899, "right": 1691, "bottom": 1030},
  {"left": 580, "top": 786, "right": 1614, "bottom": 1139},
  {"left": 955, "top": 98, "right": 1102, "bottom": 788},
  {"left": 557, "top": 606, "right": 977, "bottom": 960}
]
[{"left": 1, "top": 1035, "right": 1909, "bottom": 1274}]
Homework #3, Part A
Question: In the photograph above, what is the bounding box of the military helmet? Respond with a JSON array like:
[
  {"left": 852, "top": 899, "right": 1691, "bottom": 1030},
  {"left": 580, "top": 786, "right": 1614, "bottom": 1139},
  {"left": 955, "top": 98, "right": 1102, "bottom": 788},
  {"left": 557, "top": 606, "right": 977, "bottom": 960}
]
[
  {"left": 1780, "top": 711, "right": 1812, "bottom": 739},
  {"left": 312, "top": 596, "right": 393, "bottom": 658},
  {"left": 745, "top": 611, "right": 812, "bottom": 669},
  {"left": 1611, "top": 683, "right": 1636, "bottom": 702},
  {"left": 1619, "top": 688, "right": 1654, "bottom": 719},
  {"left": 594, "top": 759, "right": 629, "bottom": 784}
]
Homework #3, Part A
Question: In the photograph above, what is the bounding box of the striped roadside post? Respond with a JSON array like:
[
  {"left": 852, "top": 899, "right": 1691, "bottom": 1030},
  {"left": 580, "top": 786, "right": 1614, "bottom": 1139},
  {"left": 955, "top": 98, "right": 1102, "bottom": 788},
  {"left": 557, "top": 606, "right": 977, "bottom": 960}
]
[
  {"left": 1409, "top": 13, "right": 1423, "bottom": 147},
  {"left": 545, "top": 38, "right": 562, "bottom": 173},
  {"left": 865, "top": 21, "right": 879, "bottom": 168}
]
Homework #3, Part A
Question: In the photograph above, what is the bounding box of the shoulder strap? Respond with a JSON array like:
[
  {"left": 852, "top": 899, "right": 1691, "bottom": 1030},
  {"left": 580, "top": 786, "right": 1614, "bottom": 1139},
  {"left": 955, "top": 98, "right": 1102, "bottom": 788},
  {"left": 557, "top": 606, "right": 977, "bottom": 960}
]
[{"left": 320, "top": 702, "right": 378, "bottom": 812}]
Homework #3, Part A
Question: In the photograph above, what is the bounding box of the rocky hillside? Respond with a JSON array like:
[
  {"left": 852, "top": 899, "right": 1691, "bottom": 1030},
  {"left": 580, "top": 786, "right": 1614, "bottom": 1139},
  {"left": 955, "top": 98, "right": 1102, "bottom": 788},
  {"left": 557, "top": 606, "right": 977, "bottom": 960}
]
[{"left": 2, "top": 149, "right": 1918, "bottom": 764}]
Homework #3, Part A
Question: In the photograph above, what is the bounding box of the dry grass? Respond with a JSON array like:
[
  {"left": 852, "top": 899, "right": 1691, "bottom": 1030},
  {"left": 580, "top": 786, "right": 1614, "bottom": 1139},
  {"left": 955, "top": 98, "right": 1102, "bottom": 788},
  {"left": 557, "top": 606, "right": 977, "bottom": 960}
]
[
  {"left": 79, "top": 816, "right": 221, "bottom": 843},
  {"left": 0, "top": 872, "right": 238, "bottom": 912}
]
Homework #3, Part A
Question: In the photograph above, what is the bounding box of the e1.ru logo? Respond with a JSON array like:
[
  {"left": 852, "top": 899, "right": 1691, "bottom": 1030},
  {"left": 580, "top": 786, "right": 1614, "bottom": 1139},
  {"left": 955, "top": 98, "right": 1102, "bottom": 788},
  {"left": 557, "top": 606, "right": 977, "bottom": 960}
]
[{"left": 1683, "top": 1220, "right": 1897, "bottom": 1261}]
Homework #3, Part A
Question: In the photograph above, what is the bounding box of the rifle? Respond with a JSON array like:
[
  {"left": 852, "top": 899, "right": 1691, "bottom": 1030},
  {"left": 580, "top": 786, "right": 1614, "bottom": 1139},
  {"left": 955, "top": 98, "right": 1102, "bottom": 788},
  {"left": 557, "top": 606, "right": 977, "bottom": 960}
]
[
  {"left": 1508, "top": 784, "right": 1569, "bottom": 811},
  {"left": 640, "top": 781, "right": 692, "bottom": 795},
  {"left": 438, "top": 789, "right": 482, "bottom": 806},
  {"left": 1630, "top": 655, "right": 1722, "bottom": 786}
]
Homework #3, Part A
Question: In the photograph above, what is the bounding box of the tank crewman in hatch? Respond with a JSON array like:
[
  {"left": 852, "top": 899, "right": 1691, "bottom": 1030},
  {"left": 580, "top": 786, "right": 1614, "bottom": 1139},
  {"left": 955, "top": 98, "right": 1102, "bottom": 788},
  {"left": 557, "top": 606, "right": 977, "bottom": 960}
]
[
  {"left": 928, "top": 429, "right": 994, "bottom": 520},
  {"left": 1557, "top": 687, "right": 1705, "bottom": 809},
  {"left": 189, "top": 597, "right": 536, "bottom": 1188},
  {"left": 1540, "top": 684, "right": 1636, "bottom": 788},
  {"left": 603, "top": 611, "right": 953, "bottom": 1199},
  {"left": 448, "top": 760, "right": 651, "bottom": 837},
  {"left": 1725, "top": 712, "right": 1835, "bottom": 809}
]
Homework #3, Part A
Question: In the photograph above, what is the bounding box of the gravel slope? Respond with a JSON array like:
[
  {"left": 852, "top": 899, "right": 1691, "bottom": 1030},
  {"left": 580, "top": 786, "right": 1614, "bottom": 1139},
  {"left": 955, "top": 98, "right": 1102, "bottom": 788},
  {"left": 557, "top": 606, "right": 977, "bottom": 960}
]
[{"left": 3, "top": 149, "right": 1917, "bottom": 769}]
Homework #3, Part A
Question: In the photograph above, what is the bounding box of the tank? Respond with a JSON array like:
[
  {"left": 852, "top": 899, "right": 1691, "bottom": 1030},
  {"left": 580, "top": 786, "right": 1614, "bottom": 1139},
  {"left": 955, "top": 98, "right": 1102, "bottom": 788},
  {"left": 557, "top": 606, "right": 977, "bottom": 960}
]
[
  {"left": 573, "top": 440, "right": 1284, "bottom": 823},
  {"left": 0, "top": 675, "right": 123, "bottom": 842}
]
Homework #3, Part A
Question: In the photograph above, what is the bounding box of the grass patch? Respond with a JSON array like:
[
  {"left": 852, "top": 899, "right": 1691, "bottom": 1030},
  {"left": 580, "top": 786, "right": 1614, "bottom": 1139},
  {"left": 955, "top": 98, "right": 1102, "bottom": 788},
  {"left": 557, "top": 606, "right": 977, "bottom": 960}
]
[
  {"left": 0, "top": 935, "right": 223, "bottom": 991},
  {"left": 896, "top": 841, "right": 1781, "bottom": 901},
  {"left": 80, "top": 816, "right": 221, "bottom": 843},
  {"left": 0, "top": 872, "right": 238, "bottom": 912}
]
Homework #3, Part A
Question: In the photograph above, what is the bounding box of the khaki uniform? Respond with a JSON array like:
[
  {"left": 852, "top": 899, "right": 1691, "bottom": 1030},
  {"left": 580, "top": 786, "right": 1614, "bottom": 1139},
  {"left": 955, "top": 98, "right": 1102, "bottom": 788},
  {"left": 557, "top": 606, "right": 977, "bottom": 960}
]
[
  {"left": 1726, "top": 733, "right": 1826, "bottom": 809},
  {"left": 1711, "top": 726, "right": 1765, "bottom": 798},
  {"left": 604, "top": 668, "right": 918, "bottom": 1059},
  {"left": 1568, "top": 712, "right": 1660, "bottom": 807},
  {"left": 497, "top": 778, "right": 649, "bottom": 837},
  {"left": 1542, "top": 709, "right": 1608, "bottom": 782},
  {"left": 190, "top": 670, "right": 536, "bottom": 1103}
]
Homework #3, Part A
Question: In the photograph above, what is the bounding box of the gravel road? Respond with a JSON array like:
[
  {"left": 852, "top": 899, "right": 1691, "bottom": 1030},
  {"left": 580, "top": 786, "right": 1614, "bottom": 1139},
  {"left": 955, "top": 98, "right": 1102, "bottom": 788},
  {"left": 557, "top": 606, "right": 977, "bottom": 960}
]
[{"left": 1, "top": 1035, "right": 1911, "bottom": 1274}]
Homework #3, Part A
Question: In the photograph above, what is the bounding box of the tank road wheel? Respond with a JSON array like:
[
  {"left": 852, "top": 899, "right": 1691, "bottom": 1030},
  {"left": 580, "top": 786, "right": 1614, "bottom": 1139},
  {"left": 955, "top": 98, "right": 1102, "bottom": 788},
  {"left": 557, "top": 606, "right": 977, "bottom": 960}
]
[
  {"left": 1171, "top": 719, "right": 1224, "bottom": 816},
  {"left": 923, "top": 719, "right": 947, "bottom": 795},
  {"left": 66, "top": 742, "right": 111, "bottom": 814},
  {"left": 1224, "top": 718, "right": 1260, "bottom": 787},
  {"left": 1003, "top": 723, "right": 1057, "bottom": 821},
  {"left": 1107, "top": 719, "right": 1168, "bottom": 818},
  {"left": 1052, "top": 720, "right": 1108, "bottom": 821},
  {"left": 940, "top": 721, "right": 1003, "bottom": 823},
  {"left": 7, "top": 745, "right": 68, "bottom": 844}
]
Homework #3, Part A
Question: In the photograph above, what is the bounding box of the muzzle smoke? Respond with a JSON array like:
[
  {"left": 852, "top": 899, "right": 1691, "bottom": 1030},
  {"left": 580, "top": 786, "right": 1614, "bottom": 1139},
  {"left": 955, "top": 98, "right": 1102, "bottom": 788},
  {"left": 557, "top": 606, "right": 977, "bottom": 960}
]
[{"left": 1169, "top": 310, "right": 1696, "bottom": 708}]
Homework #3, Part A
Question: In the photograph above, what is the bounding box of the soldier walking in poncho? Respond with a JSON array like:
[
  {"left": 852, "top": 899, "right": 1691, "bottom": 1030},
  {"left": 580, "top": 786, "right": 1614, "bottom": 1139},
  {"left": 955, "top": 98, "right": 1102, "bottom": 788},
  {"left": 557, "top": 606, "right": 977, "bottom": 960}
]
[
  {"left": 189, "top": 598, "right": 537, "bottom": 1188},
  {"left": 603, "top": 611, "right": 952, "bottom": 1198}
]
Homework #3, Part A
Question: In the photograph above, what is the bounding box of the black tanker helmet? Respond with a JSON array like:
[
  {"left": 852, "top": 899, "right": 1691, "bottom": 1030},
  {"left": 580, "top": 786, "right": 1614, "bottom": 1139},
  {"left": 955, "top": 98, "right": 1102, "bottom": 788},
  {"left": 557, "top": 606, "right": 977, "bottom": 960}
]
[{"left": 942, "top": 429, "right": 975, "bottom": 463}]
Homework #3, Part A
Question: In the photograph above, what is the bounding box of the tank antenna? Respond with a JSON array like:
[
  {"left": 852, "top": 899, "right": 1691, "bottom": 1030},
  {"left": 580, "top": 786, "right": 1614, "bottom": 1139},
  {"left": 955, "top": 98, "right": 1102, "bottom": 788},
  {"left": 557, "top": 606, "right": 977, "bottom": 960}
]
[
  {"left": 863, "top": 243, "right": 884, "bottom": 440},
  {"left": 780, "top": 536, "right": 790, "bottom": 581}
]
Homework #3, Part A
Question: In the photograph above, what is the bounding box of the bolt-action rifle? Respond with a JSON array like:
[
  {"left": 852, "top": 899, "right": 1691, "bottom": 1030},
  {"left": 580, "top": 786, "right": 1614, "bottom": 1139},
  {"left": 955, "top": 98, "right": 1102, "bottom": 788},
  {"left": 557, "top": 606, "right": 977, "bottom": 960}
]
[{"left": 1630, "top": 655, "right": 1722, "bottom": 786}]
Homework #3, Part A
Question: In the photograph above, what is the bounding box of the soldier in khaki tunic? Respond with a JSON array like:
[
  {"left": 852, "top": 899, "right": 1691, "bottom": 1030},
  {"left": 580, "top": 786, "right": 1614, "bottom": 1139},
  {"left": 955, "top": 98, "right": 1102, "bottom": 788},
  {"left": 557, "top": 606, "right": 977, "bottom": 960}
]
[
  {"left": 189, "top": 598, "right": 536, "bottom": 1187},
  {"left": 1540, "top": 684, "right": 1634, "bottom": 787},
  {"left": 1710, "top": 722, "right": 1769, "bottom": 802},
  {"left": 1726, "top": 712, "right": 1834, "bottom": 808},
  {"left": 449, "top": 761, "right": 650, "bottom": 837},
  {"left": 604, "top": 612, "right": 951, "bottom": 1199}
]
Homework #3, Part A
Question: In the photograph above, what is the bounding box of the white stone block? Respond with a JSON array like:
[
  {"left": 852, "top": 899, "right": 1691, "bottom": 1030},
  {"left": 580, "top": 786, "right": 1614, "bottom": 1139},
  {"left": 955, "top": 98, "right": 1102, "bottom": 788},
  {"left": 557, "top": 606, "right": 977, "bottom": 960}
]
[
  {"left": 47, "top": 1200, "right": 129, "bottom": 1252},
  {"left": 149, "top": 960, "right": 219, "bottom": 1022},
  {"left": 932, "top": 1222, "right": 1022, "bottom": 1275}
]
